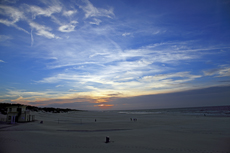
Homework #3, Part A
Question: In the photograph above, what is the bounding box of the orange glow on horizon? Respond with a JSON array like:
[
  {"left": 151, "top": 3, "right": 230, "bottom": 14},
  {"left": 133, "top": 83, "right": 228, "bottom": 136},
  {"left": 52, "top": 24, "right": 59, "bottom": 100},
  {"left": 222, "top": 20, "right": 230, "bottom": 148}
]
[{"left": 94, "top": 104, "right": 114, "bottom": 109}]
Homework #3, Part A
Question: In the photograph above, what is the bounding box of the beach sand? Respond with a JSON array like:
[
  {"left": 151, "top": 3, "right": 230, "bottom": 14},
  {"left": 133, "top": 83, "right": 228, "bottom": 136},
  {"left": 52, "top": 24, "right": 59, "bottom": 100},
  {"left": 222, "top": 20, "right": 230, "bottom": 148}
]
[{"left": 0, "top": 111, "right": 230, "bottom": 153}]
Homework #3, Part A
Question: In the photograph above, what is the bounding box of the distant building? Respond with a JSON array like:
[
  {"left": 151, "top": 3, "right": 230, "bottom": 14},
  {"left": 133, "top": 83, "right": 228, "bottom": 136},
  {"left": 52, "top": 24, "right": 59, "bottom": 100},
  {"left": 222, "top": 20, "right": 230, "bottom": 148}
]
[{"left": 6, "top": 105, "right": 35, "bottom": 124}]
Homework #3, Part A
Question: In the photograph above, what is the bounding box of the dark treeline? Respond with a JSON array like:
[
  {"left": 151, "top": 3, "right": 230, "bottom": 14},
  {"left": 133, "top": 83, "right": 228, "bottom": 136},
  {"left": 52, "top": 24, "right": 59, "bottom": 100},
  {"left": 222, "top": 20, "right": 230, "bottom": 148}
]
[{"left": 0, "top": 103, "right": 79, "bottom": 115}]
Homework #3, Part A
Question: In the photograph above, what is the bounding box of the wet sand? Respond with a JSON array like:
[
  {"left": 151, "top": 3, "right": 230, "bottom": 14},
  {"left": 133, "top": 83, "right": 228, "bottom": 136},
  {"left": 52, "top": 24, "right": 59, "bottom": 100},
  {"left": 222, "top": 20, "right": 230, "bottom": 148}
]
[{"left": 0, "top": 111, "right": 230, "bottom": 153}]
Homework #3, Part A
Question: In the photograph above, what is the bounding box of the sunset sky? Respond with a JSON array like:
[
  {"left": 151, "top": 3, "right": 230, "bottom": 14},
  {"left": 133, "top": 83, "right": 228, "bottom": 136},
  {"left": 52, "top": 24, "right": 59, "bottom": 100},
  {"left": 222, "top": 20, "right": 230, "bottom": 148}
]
[{"left": 0, "top": 0, "right": 230, "bottom": 110}]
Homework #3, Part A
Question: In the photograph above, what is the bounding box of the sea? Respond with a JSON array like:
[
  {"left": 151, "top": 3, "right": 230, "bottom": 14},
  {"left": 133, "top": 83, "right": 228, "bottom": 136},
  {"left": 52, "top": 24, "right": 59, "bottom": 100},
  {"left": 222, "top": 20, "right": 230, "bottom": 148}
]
[{"left": 118, "top": 105, "right": 230, "bottom": 117}]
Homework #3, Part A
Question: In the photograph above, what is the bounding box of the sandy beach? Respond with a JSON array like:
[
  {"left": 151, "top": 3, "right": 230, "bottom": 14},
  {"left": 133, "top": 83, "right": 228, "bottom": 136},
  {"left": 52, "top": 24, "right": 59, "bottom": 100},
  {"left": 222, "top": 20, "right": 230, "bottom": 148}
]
[{"left": 0, "top": 110, "right": 230, "bottom": 153}]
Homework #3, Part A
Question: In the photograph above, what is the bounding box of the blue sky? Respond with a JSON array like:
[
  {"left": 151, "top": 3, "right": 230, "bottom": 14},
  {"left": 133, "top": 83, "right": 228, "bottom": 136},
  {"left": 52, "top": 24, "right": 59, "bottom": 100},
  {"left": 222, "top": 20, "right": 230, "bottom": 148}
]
[{"left": 0, "top": 0, "right": 230, "bottom": 110}]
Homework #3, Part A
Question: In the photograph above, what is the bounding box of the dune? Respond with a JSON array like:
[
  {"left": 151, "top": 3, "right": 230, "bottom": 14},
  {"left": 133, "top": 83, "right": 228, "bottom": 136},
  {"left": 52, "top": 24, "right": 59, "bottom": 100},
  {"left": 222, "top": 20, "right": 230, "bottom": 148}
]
[{"left": 0, "top": 110, "right": 230, "bottom": 153}]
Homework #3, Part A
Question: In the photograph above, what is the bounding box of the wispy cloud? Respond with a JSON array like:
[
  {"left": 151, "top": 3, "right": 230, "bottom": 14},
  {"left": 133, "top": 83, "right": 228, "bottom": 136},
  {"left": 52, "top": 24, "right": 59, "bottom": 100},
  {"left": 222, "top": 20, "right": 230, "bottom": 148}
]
[
  {"left": 29, "top": 21, "right": 57, "bottom": 39},
  {"left": 142, "top": 72, "right": 201, "bottom": 82},
  {"left": 55, "top": 85, "right": 63, "bottom": 88},
  {"left": 0, "top": 5, "right": 29, "bottom": 33},
  {"left": 62, "top": 10, "right": 77, "bottom": 17},
  {"left": 58, "top": 21, "right": 77, "bottom": 32},
  {"left": 89, "top": 18, "right": 101, "bottom": 25},
  {"left": 0, "top": 19, "right": 29, "bottom": 34},
  {"left": 0, "top": 59, "right": 5, "bottom": 62},
  {"left": 1, "top": 0, "right": 18, "bottom": 4},
  {"left": 0, "top": 5, "right": 24, "bottom": 23},
  {"left": 26, "top": 4, "right": 62, "bottom": 19},
  {"left": 0, "top": 35, "right": 12, "bottom": 41},
  {"left": 79, "top": 0, "right": 114, "bottom": 19},
  {"left": 203, "top": 67, "right": 230, "bottom": 77},
  {"left": 36, "top": 69, "right": 202, "bottom": 99},
  {"left": 30, "top": 28, "right": 34, "bottom": 46},
  {"left": 0, "top": 0, "right": 115, "bottom": 43},
  {"left": 122, "top": 32, "right": 131, "bottom": 37},
  {"left": 0, "top": 4, "right": 61, "bottom": 39},
  {"left": 68, "top": 89, "right": 77, "bottom": 92},
  {"left": 35, "top": 39, "right": 226, "bottom": 84}
]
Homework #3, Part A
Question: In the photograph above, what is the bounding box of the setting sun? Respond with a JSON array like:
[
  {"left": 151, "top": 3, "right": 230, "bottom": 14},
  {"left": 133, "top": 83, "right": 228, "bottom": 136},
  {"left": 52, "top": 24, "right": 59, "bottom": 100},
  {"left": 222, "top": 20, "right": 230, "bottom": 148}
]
[{"left": 94, "top": 104, "right": 114, "bottom": 109}]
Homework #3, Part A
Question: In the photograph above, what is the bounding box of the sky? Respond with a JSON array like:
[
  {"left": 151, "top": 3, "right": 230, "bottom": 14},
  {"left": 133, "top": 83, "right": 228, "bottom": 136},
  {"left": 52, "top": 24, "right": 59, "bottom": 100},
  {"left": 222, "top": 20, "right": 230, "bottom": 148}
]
[{"left": 0, "top": 0, "right": 230, "bottom": 110}]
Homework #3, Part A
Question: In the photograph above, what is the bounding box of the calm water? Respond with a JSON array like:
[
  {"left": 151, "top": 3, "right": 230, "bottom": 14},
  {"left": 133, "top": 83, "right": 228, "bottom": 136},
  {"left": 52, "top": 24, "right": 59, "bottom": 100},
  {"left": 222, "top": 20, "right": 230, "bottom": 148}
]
[{"left": 118, "top": 105, "right": 230, "bottom": 117}]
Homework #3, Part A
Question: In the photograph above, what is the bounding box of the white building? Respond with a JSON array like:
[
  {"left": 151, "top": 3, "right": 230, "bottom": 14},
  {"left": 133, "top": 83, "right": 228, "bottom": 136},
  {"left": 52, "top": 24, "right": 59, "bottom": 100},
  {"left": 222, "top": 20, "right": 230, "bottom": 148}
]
[{"left": 6, "top": 105, "right": 35, "bottom": 124}]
